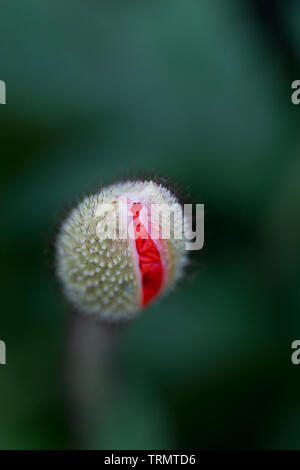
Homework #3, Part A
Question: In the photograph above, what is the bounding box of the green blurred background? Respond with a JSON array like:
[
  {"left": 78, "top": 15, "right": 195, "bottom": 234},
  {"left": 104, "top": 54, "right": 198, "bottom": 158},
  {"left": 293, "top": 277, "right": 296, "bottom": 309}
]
[{"left": 1, "top": 0, "right": 300, "bottom": 449}]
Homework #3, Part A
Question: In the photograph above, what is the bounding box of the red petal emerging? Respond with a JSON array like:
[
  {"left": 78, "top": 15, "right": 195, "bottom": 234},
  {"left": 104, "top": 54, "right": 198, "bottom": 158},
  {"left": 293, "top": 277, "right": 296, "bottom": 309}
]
[{"left": 130, "top": 203, "right": 164, "bottom": 306}]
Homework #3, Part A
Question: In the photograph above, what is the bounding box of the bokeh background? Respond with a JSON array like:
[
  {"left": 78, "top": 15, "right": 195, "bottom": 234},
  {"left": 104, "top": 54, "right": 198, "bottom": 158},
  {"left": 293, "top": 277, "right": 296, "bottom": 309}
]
[{"left": 1, "top": 0, "right": 300, "bottom": 449}]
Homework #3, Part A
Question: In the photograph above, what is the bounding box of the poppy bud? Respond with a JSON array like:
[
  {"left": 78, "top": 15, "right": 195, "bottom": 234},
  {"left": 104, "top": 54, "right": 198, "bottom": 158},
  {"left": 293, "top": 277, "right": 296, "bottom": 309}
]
[{"left": 56, "top": 180, "right": 190, "bottom": 320}]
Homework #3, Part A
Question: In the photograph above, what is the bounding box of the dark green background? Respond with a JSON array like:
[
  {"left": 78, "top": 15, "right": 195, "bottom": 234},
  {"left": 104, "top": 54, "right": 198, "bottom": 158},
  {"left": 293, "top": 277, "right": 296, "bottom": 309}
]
[{"left": 1, "top": 0, "right": 300, "bottom": 449}]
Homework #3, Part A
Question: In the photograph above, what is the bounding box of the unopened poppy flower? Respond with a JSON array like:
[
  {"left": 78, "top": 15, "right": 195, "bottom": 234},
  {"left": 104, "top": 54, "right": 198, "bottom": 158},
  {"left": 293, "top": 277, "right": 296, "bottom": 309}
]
[{"left": 56, "top": 180, "right": 190, "bottom": 321}]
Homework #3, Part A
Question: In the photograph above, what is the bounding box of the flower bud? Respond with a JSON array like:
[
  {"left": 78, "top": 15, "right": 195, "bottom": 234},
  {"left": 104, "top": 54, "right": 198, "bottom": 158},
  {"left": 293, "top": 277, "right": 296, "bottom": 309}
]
[{"left": 56, "top": 180, "right": 190, "bottom": 320}]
